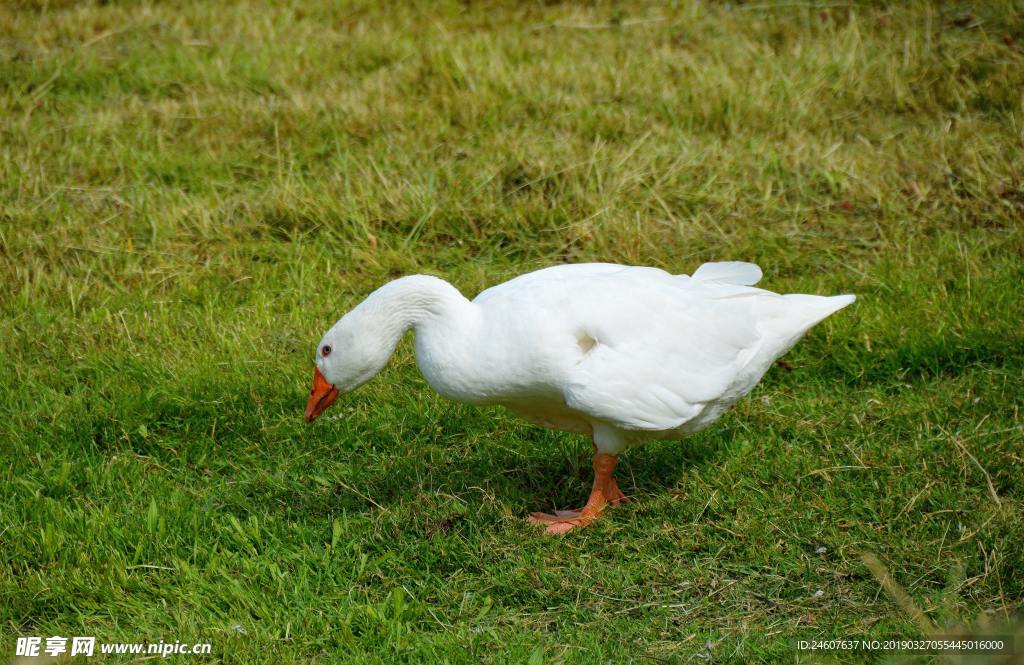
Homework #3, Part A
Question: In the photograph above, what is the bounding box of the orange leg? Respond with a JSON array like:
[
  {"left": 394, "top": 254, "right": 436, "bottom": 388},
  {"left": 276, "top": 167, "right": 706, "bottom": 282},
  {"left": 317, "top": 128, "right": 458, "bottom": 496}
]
[
  {"left": 529, "top": 452, "right": 625, "bottom": 534},
  {"left": 606, "top": 474, "right": 627, "bottom": 505},
  {"left": 591, "top": 440, "right": 627, "bottom": 506}
]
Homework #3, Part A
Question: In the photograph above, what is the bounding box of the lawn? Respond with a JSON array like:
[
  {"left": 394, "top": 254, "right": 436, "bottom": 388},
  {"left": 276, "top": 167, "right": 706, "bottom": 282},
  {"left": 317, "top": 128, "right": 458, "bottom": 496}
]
[{"left": 1, "top": 0, "right": 1022, "bottom": 662}]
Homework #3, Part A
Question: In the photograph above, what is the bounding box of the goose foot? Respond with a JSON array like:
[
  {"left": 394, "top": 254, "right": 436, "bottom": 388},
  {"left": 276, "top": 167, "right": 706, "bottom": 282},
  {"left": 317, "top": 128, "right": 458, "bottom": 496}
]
[
  {"left": 528, "top": 452, "right": 624, "bottom": 534},
  {"left": 606, "top": 476, "right": 628, "bottom": 505},
  {"left": 528, "top": 510, "right": 596, "bottom": 535}
]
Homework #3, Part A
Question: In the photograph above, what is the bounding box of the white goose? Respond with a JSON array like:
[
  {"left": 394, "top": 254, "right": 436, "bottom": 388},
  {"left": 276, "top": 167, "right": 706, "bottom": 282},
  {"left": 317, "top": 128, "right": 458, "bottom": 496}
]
[{"left": 304, "top": 262, "right": 854, "bottom": 533}]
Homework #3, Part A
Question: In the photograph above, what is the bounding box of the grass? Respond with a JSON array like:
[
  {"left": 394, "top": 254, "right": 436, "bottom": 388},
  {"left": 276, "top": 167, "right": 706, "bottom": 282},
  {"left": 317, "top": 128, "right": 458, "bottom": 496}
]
[{"left": 1, "top": 0, "right": 1022, "bottom": 662}]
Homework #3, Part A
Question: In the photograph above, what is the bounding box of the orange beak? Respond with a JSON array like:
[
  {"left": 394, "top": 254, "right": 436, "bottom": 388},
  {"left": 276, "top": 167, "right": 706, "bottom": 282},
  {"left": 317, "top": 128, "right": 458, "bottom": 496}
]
[{"left": 304, "top": 366, "right": 340, "bottom": 422}]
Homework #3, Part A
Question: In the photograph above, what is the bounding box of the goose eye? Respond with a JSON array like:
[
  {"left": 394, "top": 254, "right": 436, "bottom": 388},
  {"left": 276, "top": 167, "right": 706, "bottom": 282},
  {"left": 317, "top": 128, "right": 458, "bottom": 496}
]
[{"left": 321, "top": 345, "right": 332, "bottom": 358}]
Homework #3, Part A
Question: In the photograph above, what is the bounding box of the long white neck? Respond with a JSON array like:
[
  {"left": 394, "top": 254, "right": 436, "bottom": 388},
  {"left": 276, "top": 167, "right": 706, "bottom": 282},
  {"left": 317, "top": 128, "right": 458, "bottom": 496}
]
[
  {"left": 355, "top": 275, "right": 472, "bottom": 341},
  {"left": 324, "top": 275, "right": 475, "bottom": 389}
]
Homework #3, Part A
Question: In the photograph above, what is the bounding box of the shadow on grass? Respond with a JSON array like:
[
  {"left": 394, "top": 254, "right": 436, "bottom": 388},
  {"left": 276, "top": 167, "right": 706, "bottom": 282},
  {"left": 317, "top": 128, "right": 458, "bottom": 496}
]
[
  {"left": 222, "top": 409, "right": 738, "bottom": 523},
  {"left": 785, "top": 334, "right": 1024, "bottom": 389}
]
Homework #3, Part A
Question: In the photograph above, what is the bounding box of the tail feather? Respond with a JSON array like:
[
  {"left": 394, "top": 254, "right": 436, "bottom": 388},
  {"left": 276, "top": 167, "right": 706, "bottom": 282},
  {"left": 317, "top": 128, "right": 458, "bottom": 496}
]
[
  {"left": 783, "top": 293, "right": 856, "bottom": 332},
  {"left": 692, "top": 261, "right": 763, "bottom": 286}
]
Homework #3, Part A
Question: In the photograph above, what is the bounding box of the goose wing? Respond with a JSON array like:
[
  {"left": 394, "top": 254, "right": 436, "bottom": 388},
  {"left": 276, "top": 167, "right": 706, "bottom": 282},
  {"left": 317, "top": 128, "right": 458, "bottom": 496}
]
[
  {"left": 560, "top": 263, "right": 775, "bottom": 431},
  {"left": 562, "top": 287, "right": 767, "bottom": 430}
]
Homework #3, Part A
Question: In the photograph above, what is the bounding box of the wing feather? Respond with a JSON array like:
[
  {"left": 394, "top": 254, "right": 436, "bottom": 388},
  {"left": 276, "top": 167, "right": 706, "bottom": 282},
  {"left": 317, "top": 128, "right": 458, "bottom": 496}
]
[
  {"left": 691, "top": 261, "right": 763, "bottom": 285},
  {"left": 563, "top": 285, "right": 764, "bottom": 431}
]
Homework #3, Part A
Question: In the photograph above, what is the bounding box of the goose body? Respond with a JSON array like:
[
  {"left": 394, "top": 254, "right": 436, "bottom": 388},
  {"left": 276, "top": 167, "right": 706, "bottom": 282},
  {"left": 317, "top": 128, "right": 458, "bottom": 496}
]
[{"left": 305, "top": 262, "right": 854, "bottom": 533}]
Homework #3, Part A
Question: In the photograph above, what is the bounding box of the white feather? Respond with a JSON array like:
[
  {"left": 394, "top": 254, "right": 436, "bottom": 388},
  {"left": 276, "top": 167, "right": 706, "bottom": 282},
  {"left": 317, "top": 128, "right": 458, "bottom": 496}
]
[
  {"left": 691, "top": 261, "right": 763, "bottom": 285},
  {"left": 317, "top": 263, "right": 855, "bottom": 455}
]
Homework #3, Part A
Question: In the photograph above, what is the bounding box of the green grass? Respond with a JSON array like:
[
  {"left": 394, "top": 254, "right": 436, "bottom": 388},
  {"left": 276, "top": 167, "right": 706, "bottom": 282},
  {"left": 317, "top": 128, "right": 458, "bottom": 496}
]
[{"left": 2, "top": 0, "right": 1023, "bottom": 662}]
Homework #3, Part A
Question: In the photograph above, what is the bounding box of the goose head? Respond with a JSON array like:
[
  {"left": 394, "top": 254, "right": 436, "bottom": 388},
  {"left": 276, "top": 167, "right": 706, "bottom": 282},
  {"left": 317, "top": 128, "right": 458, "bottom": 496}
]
[
  {"left": 303, "top": 275, "right": 472, "bottom": 422},
  {"left": 303, "top": 308, "right": 399, "bottom": 422}
]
